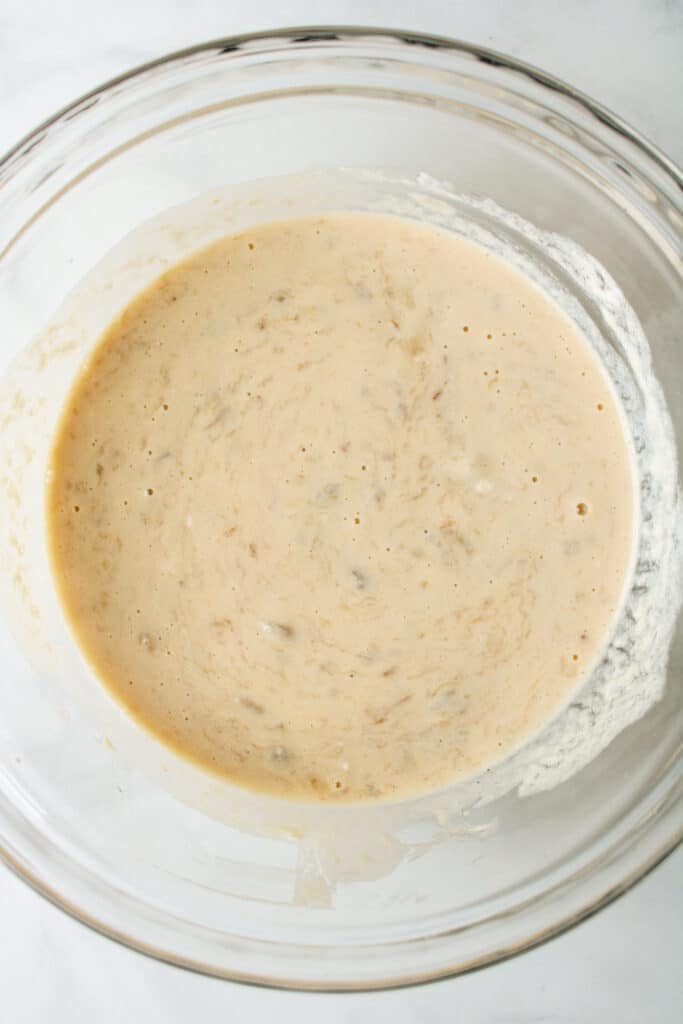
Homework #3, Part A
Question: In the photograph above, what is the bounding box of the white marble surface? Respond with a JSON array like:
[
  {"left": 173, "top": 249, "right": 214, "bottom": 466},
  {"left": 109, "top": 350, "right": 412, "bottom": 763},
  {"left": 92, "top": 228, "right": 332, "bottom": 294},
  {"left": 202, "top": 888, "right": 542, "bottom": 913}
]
[{"left": 1, "top": 1, "right": 682, "bottom": 1021}]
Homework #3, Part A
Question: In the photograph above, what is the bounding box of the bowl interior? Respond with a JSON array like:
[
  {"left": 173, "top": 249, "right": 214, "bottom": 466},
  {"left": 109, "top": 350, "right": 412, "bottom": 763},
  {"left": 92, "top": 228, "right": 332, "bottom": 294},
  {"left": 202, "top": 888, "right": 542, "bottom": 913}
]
[{"left": 0, "top": 30, "right": 681, "bottom": 988}]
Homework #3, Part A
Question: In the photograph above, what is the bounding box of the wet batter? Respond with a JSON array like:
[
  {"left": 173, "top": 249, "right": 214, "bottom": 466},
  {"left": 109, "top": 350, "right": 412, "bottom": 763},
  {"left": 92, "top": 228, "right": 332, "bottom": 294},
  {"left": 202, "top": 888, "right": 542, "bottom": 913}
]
[{"left": 47, "top": 214, "right": 635, "bottom": 801}]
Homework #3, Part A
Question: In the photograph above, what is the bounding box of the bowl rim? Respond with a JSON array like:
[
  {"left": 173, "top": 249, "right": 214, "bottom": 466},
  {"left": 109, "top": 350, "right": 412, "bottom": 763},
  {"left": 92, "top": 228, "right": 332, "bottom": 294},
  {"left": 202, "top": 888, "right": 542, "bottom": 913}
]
[
  {"left": 1, "top": 806, "right": 680, "bottom": 992},
  {"left": 0, "top": 24, "right": 681, "bottom": 991},
  {"left": 3, "top": 24, "right": 682, "bottom": 183}
]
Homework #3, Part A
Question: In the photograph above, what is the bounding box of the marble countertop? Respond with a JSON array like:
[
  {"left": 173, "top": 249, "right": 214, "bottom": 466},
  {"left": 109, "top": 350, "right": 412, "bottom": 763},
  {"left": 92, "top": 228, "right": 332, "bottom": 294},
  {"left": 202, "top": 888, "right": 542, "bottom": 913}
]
[{"left": 1, "top": 1, "right": 681, "bottom": 1021}]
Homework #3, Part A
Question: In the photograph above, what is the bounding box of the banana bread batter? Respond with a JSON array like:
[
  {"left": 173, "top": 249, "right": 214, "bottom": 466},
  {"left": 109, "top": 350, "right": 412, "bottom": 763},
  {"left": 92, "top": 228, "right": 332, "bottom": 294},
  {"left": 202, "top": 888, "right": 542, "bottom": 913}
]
[{"left": 47, "top": 214, "right": 635, "bottom": 801}]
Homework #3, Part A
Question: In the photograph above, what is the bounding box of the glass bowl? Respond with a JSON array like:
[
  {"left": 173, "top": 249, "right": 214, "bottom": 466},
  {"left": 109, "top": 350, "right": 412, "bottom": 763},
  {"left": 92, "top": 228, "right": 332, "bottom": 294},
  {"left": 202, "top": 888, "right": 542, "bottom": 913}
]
[{"left": 0, "top": 27, "right": 681, "bottom": 990}]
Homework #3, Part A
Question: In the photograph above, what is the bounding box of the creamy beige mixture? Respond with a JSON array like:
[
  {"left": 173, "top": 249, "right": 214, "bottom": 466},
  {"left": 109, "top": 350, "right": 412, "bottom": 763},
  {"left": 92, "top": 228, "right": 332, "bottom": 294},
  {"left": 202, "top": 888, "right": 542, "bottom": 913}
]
[{"left": 48, "top": 214, "right": 635, "bottom": 802}]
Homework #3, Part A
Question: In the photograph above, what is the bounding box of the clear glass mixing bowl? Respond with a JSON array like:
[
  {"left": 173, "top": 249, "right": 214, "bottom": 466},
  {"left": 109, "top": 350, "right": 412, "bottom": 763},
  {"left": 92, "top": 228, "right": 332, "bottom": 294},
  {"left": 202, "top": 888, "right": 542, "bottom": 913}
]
[{"left": 0, "top": 28, "right": 681, "bottom": 990}]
